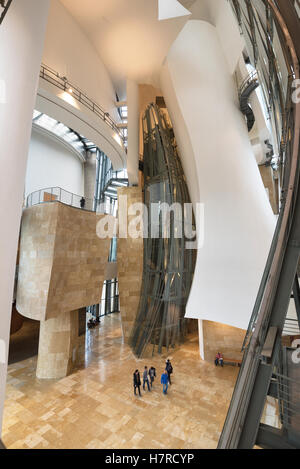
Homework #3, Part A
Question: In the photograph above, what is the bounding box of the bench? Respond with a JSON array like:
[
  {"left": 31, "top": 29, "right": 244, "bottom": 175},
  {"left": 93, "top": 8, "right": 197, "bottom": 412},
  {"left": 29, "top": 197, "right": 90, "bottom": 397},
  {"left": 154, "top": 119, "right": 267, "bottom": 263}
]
[{"left": 223, "top": 358, "right": 242, "bottom": 367}]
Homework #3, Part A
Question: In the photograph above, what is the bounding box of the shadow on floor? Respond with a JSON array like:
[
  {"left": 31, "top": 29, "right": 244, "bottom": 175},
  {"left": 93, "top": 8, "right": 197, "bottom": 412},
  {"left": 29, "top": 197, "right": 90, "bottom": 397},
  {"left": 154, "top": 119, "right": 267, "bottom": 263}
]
[{"left": 8, "top": 318, "right": 40, "bottom": 365}]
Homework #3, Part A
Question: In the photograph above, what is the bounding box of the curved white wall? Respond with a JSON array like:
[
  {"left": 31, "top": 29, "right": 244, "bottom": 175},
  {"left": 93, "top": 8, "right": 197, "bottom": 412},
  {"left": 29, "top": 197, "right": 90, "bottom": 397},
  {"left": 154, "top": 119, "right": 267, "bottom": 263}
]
[
  {"left": 160, "top": 20, "right": 276, "bottom": 330},
  {"left": 25, "top": 129, "right": 84, "bottom": 198},
  {"left": 44, "top": 0, "right": 119, "bottom": 123},
  {"left": 0, "top": 0, "right": 50, "bottom": 436}
]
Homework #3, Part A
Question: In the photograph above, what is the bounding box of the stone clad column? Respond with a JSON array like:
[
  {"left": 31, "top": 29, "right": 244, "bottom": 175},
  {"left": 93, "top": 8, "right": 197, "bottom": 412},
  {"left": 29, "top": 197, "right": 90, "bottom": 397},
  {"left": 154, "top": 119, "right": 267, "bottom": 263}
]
[
  {"left": 84, "top": 150, "right": 97, "bottom": 211},
  {"left": 0, "top": 0, "right": 50, "bottom": 434},
  {"left": 36, "top": 310, "right": 79, "bottom": 379},
  {"left": 118, "top": 187, "right": 143, "bottom": 342}
]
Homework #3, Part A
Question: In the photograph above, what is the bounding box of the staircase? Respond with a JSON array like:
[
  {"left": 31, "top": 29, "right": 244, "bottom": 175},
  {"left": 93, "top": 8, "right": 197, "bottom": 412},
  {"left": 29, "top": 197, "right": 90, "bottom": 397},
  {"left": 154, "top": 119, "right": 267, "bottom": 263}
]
[
  {"left": 239, "top": 71, "right": 259, "bottom": 132},
  {"left": 102, "top": 176, "right": 128, "bottom": 200}
]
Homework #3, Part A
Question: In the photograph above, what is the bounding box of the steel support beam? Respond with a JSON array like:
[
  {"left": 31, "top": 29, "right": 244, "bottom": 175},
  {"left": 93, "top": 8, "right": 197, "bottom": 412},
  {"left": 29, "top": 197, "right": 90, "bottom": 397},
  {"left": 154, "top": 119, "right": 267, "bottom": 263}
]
[
  {"left": 256, "top": 424, "right": 297, "bottom": 449},
  {"left": 235, "top": 177, "right": 300, "bottom": 447},
  {"left": 275, "top": 0, "right": 300, "bottom": 61}
]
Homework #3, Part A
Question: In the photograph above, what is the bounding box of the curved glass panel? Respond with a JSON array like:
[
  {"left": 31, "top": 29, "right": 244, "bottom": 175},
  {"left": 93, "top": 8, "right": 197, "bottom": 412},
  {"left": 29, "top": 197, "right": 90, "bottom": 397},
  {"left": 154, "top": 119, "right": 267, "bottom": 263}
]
[{"left": 130, "top": 104, "right": 196, "bottom": 357}]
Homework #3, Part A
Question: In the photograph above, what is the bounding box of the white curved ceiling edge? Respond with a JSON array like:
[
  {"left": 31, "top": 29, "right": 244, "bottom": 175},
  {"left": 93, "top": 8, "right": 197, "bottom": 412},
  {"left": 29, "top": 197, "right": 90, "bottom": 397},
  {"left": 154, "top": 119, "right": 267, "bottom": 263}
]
[
  {"left": 31, "top": 123, "right": 86, "bottom": 163},
  {"left": 158, "top": 0, "right": 191, "bottom": 21},
  {"left": 36, "top": 79, "right": 127, "bottom": 170}
]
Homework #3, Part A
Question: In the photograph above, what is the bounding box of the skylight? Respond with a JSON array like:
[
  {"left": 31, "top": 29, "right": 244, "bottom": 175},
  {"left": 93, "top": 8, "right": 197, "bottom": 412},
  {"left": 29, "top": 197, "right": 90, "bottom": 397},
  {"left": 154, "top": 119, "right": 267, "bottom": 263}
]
[{"left": 31, "top": 110, "right": 97, "bottom": 157}]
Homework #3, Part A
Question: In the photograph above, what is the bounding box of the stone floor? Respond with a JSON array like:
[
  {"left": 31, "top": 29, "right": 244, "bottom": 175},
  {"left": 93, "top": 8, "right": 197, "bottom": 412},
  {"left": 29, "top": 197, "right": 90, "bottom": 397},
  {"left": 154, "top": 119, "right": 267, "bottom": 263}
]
[
  {"left": 8, "top": 319, "right": 40, "bottom": 365},
  {"left": 2, "top": 313, "right": 239, "bottom": 449}
]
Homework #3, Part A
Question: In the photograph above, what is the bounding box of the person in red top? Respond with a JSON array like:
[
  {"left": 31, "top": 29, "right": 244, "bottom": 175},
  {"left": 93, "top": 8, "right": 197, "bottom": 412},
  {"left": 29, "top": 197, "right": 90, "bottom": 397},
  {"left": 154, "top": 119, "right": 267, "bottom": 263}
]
[{"left": 215, "top": 352, "right": 224, "bottom": 367}]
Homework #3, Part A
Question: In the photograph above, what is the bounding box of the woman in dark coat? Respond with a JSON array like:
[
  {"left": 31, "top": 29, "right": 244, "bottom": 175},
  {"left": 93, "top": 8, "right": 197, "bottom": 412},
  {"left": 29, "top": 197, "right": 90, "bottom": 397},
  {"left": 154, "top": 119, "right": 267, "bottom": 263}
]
[
  {"left": 166, "top": 359, "right": 173, "bottom": 385},
  {"left": 133, "top": 369, "right": 141, "bottom": 396}
]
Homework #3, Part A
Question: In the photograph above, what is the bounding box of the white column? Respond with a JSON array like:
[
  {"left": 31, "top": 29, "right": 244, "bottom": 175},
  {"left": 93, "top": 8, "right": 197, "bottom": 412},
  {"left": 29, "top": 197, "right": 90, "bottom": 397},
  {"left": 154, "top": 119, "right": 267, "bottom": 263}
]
[
  {"left": 0, "top": 0, "right": 50, "bottom": 435},
  {"left": 160, "top": 20, "right": 276, "bottom": 330},
  {"left": 126, "top": 79, "right": 139, "bottom": 186},
  {"left": 84, "top": 151, "right": 97, "bottom": 211},
  {"left": 198, "top": 320, "right": 205, "bottom": 360}
]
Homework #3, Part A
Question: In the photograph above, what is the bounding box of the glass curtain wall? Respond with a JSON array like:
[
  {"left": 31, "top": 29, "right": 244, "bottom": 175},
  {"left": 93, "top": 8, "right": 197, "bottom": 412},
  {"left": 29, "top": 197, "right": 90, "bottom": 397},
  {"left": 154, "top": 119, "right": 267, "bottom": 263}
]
[
  {"left": 87, "top": 150, "right": 127, "bottom": 319},
  {"left": 130, "top": 104, "right": 196, "bottom": 357}
]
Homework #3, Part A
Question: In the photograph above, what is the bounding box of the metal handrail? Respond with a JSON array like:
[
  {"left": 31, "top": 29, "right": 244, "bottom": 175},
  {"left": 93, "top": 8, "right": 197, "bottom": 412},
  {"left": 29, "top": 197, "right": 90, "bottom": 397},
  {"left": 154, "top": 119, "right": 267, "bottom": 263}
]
[
  {"left": 39, "top": 63, "right": 125, "bottom": 145},
  {"left": 239, "top": 70, "right": 259, "bottom": 98},
  {"left": 26, "top": 186, "right": 96, "bottom": 212}
]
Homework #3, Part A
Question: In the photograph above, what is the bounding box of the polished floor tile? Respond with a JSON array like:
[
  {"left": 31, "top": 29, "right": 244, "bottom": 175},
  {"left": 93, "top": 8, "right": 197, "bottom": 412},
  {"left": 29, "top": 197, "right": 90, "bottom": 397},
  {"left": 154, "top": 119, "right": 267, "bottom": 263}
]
[{"left": 2, "top": 314, "right": 240, "bottom": 449}]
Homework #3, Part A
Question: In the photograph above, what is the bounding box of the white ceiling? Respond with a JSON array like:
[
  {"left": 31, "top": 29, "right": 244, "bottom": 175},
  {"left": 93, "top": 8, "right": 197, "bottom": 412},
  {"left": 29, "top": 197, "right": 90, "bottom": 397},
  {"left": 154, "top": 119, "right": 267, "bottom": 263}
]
[
  {"left": 59, "top": 0, "right": 194, "bottom": 98},
  {"left": 158, "top": 0, "right": 191, "bottom": 21}
]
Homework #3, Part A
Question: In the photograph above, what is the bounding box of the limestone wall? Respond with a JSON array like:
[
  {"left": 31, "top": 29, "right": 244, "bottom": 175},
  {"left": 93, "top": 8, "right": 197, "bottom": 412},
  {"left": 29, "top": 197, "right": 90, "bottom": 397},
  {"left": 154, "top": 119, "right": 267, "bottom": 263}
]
[
  {"left": 16, "top": 202, "right": 110, "bottom": 321},
  {"left": 36, "top": 309, "right": 79, "bottom": 379},
  {"left": 118, "top": 187, "right": 144, "bottom": 342},
  {"left": 201, "top": 320, "right": 245, "bottom": 363}
]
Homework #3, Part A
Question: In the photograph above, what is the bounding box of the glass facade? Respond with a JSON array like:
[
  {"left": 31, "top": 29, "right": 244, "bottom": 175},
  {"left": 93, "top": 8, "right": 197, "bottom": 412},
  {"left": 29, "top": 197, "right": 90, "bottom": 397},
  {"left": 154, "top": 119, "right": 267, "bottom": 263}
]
[
  {"left": 87, "top": 279, "right": 119, "bottom": 318},
  {"left": 130, "top": 104, "right": 196, "bottom": 357}
]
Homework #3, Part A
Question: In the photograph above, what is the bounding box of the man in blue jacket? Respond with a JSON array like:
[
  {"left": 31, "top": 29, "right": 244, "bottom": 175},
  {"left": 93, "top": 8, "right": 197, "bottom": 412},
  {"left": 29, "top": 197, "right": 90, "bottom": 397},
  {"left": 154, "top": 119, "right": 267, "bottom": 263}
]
[{"left": 161, "top": 370, "right": 169, "bottom": 394}]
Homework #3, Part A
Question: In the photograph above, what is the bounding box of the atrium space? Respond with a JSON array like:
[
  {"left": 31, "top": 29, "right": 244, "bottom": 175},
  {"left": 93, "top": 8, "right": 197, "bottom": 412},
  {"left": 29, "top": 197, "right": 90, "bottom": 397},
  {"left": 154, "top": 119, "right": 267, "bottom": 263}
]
[{"left": 0, "top": 0, "right": 299, "bottom": 452}]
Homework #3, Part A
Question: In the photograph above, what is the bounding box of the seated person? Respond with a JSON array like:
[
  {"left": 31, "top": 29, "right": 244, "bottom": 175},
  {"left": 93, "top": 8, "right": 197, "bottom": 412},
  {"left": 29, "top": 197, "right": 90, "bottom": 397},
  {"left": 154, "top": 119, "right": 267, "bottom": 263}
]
[
  {"left": 215, "top": 352, "right": 223, "bottom": 366},
  {"left": 219, "top": 353, "right": 224, "bottom": 367}
]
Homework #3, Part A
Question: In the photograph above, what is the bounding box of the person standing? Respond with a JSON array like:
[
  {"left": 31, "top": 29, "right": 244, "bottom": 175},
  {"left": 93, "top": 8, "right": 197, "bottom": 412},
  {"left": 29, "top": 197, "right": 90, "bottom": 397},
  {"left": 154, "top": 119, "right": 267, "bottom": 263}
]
[
  {"left": 133, "top": 369, "right": 141, "bottom": 396},
  {"left": 80, "top": 197, "right": 86, "bottom": 209},
  {"left": 161, "top": 370, "right": 169, "bottom": 394},
  {"left": 166, "top": 359, "right": 173, "bottom": 385},
  {"left": 149, "top": 366, "right": 156, "bottom": 387},
  {"left": 143, "top": 366, "right": 151, "bottom": 391}
]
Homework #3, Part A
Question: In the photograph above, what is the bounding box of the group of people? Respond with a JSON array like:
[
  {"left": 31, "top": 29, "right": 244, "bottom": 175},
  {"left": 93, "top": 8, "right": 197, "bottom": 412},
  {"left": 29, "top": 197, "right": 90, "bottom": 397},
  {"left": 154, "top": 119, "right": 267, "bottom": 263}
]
[
  {"left": 87, "top": 317, "right": 100, "bottom": 329},
  {"left": 133, "top": 359, "right": 173, "bottom": 396}
]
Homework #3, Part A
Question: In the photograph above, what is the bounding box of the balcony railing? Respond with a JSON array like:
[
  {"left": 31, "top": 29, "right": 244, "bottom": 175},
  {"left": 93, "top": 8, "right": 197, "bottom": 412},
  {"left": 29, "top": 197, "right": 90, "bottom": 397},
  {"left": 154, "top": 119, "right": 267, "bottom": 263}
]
[
  {"left": 26, "top": 187, "right": 110, "bottom": 214},
  {"left": 39, "top": 63, "right": 125, "bottom": 146}
]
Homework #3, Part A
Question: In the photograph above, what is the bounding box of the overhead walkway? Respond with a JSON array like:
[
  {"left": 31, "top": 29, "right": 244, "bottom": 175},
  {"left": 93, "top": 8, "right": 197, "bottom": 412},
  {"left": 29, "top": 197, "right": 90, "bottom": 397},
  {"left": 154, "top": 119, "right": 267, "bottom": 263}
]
[
  {"left": 37, "top": 64, "right": 127, "bottom": 170},
  {"left": 218, "top": 0, "right": 300, "bottom": 449},
  {"left": 40, "top": 64, "right": 125, "bottom": 145}
]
